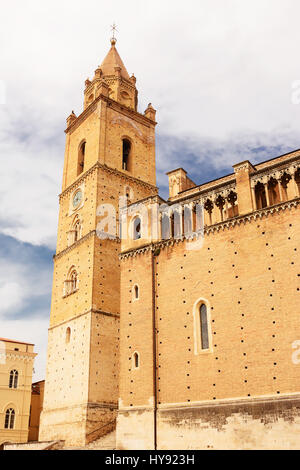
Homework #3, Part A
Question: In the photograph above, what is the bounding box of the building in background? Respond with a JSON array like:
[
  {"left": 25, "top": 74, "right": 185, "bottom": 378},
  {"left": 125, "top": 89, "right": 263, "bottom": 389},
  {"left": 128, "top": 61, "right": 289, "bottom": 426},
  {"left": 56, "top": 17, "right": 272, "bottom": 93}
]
[
  {"left": 0, "top": 338, "right": 36, "bottom": 447},
  {"left": 28, "top": 380, "right": 45, "bottom": 442}
]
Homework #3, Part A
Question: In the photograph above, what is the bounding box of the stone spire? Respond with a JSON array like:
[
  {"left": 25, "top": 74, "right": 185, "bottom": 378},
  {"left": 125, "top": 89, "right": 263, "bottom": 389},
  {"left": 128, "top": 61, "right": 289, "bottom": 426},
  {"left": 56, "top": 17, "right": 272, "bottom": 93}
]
[
  {"left": 100, "top": 38, "right": 130, "bottom": 80},
  {"left": 83, "top": 37, "right": 138, "bottom": 111}
]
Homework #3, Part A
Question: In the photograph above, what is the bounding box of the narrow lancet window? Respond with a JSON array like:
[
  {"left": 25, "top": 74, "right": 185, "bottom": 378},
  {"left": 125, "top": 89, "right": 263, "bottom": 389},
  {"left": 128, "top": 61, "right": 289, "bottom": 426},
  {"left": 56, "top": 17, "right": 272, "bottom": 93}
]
[
  {"left": 134, "top": 285, "right": 139, "bottom": 299},
  {"left": 133, "top": 217, "right": 141, "bottom": 240},
  {"left": 122, "top": 139, "right": 131, "bottom": 171},
  {"left": 66, "top": 327, "right": 71, "bottom": 344},
  {"left": 200, "top": 304, "right": 209, "bottom": 350},
  {"left": 133, "top": 352, "right": 139, "bottom": 369},
  {"left": 77, "top": 141, "right": 86, "bottom": 176}
]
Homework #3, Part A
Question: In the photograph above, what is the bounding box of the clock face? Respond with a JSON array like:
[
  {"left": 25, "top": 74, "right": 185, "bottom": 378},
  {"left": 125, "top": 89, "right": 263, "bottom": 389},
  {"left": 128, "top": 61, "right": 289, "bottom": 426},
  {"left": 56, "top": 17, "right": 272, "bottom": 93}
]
[{"left": 72, "top": 189, "right": 82, "bottom": 208}]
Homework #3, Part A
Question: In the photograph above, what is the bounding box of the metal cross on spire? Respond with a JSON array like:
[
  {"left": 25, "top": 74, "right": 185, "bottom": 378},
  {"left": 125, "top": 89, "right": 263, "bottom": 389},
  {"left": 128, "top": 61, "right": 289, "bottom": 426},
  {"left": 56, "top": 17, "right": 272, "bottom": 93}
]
[{"left": 110, "top": 22, "right": 118, "bottom": 40}]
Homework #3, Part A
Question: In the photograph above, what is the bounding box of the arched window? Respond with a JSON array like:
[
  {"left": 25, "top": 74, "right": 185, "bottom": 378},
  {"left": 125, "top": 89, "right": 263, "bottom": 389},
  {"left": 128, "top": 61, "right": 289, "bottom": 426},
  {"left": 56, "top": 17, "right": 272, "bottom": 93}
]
[
  {"left": 77, "top": 141, "right": 86, "bottom": 176},
  {"left": 122, "top": 139, "right": 131, "bottom": 171},
  {"left": 215, "top": 195, "right": 225, "bottom": 222},
  {"left": 133, "top": 352, "right": 139, "bottom": 369},
  {"left": 9, "top": 370, "right": 18, "bottom": 389},
  {"left": 295, "top": 168, "right": 300, "bottom": 196},
  {"left": 68, "top": 216, "right": 82, "bottom": 246},
  {"left": 73, "top": 218, "right": 81, "bottom": 242},
  {"left": 204, "top": 199, "right": 214, "bottom": 225},
  {"left": 267, "top": 177, "right": 280, "bottom": 206},
  {"left": 193, "top": 298, "right": 212, "bottom": 354},
  {"left": 133, "top": 217, "right": 141, "bottom": 240},
  {"left": 255, "top": 182, "right": 267, "bottom": 209},
  {"left": 66, "top": 327, "right": 71, "bottom": 344},
  {"left": 64, "top": 268, "right": 78, "bottom": 296},
  {"left": 199, "top": 304, "right": 209, "bottom": 350},
  {"left": 280, "top": 172, "right": 292, "bottom": 201},
  {"left": 121, "top": 90, "right": 131, "bottom": 107},
  {"left": 70, "top": 270, "right": 78, "bottom": 292},
  {"left": 227, "top": 191, "right": 238, "bottom": 218},
  {"left": 4, "top": 409, "right": 15, "bottom": 429}
]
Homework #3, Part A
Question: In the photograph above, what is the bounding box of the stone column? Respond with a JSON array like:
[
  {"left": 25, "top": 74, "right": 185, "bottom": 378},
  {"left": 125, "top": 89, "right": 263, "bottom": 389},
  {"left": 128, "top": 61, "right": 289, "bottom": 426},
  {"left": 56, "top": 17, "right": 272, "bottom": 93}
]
[{"left": 264, "top": 179, "right": 270, "bottom": 206}]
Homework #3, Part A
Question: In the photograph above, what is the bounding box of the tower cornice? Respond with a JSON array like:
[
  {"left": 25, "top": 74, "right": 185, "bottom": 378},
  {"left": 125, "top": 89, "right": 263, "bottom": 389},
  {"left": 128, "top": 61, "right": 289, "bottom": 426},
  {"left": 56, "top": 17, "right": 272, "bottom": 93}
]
[
  {"left": 59, "top": 161, "right": 158, "bottom": 201},
  {"left": 65, "top": 93, "right": 157, "bottom": 135}
]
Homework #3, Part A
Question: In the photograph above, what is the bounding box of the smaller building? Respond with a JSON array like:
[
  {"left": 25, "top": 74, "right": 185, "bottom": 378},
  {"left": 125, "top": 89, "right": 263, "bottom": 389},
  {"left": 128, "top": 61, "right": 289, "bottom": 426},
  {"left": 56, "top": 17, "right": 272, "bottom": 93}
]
[
  {"left": 28, "top": 380, "right": 45, "bottom": 441},
  {"left": 0, "top": 338, "right": 37, "bottom": 447}
]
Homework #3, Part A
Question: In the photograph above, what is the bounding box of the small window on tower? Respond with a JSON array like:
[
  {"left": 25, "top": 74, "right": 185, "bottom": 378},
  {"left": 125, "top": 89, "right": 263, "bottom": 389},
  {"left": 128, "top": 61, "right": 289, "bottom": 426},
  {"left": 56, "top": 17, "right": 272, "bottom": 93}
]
[
  {"left": 122, "top": 139, "right": 131, "bottom": 171},
  {"left": 133, "top": 352, "right": 139, "bottom": 369},
  {"left": 78, "top": 141, "right": 86, "bottom": 176},
  {"left": 133, "top": 284, "right": 139, "bottom": 300},
  {"left": 133, "top": 217, "right": 141, "bottom": 240},
  {"left": 66, "top": 327, "right": 71, "bottom": 344}
]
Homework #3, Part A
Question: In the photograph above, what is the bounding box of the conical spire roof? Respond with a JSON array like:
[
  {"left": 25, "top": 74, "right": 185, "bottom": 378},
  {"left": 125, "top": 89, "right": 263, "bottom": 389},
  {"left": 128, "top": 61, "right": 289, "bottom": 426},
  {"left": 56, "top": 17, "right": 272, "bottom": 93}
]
[{"left": 100, "top": 38, "right": 130, "bottom": 80}]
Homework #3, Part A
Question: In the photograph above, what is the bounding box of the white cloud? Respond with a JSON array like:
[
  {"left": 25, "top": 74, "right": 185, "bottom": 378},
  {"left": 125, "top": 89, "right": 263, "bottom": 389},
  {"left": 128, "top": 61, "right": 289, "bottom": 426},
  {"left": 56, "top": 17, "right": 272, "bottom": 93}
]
[
  {"left": 0, "top": 281, "right": 24, "bottom": 314},
  {"left": 0, "top": 252, "right": 51, "bottom": 319},
  {"left": 0, "top": 240, "right": 52, "bottom": 380}
]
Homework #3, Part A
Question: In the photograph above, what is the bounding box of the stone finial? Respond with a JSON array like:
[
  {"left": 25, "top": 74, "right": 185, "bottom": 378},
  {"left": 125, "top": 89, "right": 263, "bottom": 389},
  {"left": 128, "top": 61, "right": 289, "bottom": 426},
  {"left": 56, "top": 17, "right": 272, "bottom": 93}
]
[
  {"left": 130, "top": 74, "right": 136, "bottom": 84},
  {"left": 66, "top": 110, "right": 77, "bottom": 127},
  {"left": 144, "top": 103, "right": 156, "bottom": 121},
  {"left": 94, "top": 67, "right": 102, "bottom": 79},
  {"left": 85, "top": 78, "right": 91, "bottom": 88}
]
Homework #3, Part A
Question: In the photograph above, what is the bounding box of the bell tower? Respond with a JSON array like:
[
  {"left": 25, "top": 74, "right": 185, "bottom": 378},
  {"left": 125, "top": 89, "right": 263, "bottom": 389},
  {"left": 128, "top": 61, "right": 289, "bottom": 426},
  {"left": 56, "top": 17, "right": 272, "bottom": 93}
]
[{"left": 39, "top": 38, "right": 158, "bottom": 447}]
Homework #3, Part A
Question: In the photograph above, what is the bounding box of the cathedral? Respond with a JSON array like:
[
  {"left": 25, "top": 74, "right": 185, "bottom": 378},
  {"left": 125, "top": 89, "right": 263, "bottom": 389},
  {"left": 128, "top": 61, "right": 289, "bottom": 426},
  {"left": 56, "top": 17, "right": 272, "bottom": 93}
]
[{"left": 39, "top": 37, "right": 300, "bottom": 450}]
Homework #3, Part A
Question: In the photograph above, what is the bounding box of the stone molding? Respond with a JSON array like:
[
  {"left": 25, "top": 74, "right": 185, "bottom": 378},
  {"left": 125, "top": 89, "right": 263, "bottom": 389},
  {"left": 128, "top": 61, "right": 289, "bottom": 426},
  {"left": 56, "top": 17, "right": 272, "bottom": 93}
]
[
  {"left": 65, "top": 93, "right": 155, "bottom": 135},
  {"left": 118, "top": 392, "right": 300, "bottom": 414},
  {"left": 48, "top": 308, "right": 120, "bottom": 331},
  {"left": 42, "top": 401, "right": 118, "bottom": 413},
  {"left": 54, "top": 230, "right": 121, "bottom": 261},
  {"left": 0, "top": 351, "right": 36, "bottom": 363},
  {"left": 59, "top": 162, "right": 157, "bottom": 201}
]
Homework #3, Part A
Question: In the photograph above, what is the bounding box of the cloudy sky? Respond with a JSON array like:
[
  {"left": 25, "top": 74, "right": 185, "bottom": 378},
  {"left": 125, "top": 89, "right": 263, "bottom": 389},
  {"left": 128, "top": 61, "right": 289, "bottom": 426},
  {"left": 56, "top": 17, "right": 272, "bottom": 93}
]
[{"left": 1, "top": 0, "right": 300, "bottom": 380}]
